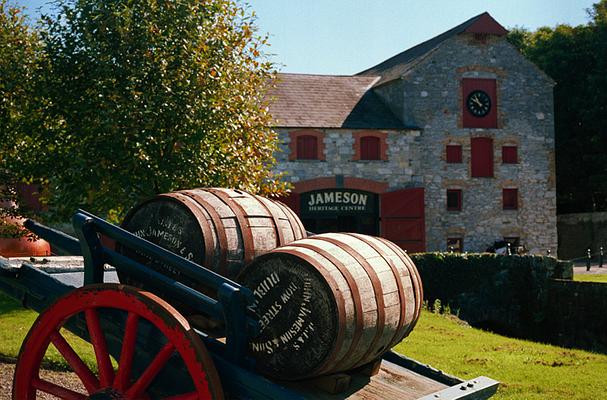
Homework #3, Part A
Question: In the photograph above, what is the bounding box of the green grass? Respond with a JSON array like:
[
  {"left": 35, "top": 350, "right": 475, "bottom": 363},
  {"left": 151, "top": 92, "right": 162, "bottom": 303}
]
[
  {"left": 396, "top": 310, "right": 607, "bottom": 399},
  {"left": 3, "top": 292, "right": 607, "bottom": 399},
  {"left": 573, "top": 274, "right": 607, "bottom": 283},
  {"left": 0, "top": 292, "right": 98, "bottom": 371}
]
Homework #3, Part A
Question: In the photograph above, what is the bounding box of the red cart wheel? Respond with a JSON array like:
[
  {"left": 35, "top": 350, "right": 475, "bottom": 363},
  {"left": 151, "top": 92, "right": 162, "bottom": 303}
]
[{"left": 13, "top": 284, "right": 224, "bottom": 399}]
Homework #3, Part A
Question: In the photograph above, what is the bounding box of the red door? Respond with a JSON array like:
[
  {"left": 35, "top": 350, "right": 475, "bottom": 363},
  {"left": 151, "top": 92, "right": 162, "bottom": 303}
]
[
  {"left": 380, "top": 188, "right": 425, "bottom": 252},
  {"left": 277, "top": 192, "right": 300, "bottom": 215}
]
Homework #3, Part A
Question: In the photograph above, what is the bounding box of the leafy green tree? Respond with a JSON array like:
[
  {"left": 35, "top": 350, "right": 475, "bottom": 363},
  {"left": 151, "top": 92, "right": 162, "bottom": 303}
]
[
  {"left": 0, "top": 0, "right": 48, "bottom": 235},
  {"left": 507, "top": 0, "right": 607, "bottom": 213},
  {"left": 12, "top": 0, "right": 287, "bottom": 221}
]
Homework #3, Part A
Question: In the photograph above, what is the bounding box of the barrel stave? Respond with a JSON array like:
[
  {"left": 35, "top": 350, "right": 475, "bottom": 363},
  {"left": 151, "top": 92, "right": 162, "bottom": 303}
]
[{"left": 240, "top": 232, "right": 422, "bottom": 380}]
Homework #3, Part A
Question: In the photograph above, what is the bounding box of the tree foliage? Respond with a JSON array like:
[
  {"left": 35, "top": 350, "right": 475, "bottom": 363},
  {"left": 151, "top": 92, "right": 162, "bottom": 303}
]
[
  {"left": 508, "top": 0, "right": 607, "bottom": 213},
  {"left": 2, "top": 0, "right": 287, "bottom": 222},
  {"left": 0, "top": 0, "right": 47, "bottom": 234}
]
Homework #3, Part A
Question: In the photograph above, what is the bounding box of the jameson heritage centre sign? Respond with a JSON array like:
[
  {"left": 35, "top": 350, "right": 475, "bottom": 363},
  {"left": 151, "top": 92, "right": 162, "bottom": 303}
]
[{"left": 301, "top": 189, "right": 377, "bottom": 217}]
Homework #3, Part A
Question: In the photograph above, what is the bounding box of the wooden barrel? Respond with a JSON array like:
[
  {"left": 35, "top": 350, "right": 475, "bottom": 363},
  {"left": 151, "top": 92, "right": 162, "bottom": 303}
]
[
  {"left": 119, "top": 187, "right": 307, "bottom": 288},
  {"left": 238, "top": 232, "right": 423, "bottom": 380}
]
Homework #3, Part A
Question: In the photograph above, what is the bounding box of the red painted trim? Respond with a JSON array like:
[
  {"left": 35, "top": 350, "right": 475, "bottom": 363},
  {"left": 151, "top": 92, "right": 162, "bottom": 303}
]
[
  {"left": 292, "top": 177, "right": 389, "bottom": 194},
  {"left": 380, "top": 188, "right": 425, "bottom": 252},
  {"left": 288, "top": 129, "right": 325, "bottom": 161},
  {"left": 502, "top": 145, "right": 518, "bottom": 164},
  {"left": 446, "top": 144, "right": 463, "bottom": 163},
  {"left": 464, "top": 13, "right": 508, "bottom": 36},
  {"left": 462, "top": 78, "right": 497, "bottom": 129},
  {"left": 471, "top": 137, "right": 494, "bottom": 177},
  {"left": 352, "top": 130, "right": 388, "bottom": 161},
  {"left": 343, "top": 177, "right": 389, "bottom": 193},
  {"left": 13, "top": 285, "right": 222, "bottom": 399}
]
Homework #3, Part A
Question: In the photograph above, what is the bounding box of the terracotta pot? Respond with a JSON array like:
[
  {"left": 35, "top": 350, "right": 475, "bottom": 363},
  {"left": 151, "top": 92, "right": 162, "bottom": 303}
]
[
  {"left": 0, "top": 236, "right": 51, "bottom": 257},
  {"left": 0, "top": 199, "right": 51, "bottom": 258}
]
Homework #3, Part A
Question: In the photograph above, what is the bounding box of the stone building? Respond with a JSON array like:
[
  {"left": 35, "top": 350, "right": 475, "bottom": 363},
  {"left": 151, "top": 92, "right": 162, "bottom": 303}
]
[{"left": 270, "top": 12, "right": 557, "bottom": 254}]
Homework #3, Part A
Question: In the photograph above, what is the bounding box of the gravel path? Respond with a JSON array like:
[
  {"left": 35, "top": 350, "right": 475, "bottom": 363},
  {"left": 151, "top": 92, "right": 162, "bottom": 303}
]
[{"left": 0, "top": 361, "right": 86, "bottom": 399}]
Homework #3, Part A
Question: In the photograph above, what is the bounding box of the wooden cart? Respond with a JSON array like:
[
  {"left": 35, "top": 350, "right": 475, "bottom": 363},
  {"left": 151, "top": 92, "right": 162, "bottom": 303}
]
[{"left": 0, "top": 210, "right": 499, "bottom": 399}]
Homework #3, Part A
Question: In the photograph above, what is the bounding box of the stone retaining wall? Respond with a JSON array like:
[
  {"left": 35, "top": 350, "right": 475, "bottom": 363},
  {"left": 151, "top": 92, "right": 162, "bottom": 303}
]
[
  {"left": 413, "top": 252, "right": 607, "bottom": 351},
  {"left": 544, "top": 280, "right": 607, "bottom": 352}
]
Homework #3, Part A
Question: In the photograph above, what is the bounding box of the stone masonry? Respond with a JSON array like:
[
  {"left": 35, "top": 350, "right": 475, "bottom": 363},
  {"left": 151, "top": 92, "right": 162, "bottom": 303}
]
[
  {"left": 372, "top": 33, "right": 557, "bottom": 253},
  {"left": 268, "top": 13, "right": 558, "bottom": 254},
  {"left": 274, "top": 128, "right": 422, "bottom": 190}
]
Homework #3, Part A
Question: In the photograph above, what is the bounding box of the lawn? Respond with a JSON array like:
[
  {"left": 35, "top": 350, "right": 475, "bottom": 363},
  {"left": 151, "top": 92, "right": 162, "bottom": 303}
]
[
  {"left": 0, "top": 292, "right": 97, "bottom": 371},
  {"left": 573, "top": 273, "right": 607, "bottom": 283},
  {"left": 2, "top": 291, "right": 607, "bottom": 399},
  {"left": 396, "top": 311, "right": 607, "bottom": 399}
]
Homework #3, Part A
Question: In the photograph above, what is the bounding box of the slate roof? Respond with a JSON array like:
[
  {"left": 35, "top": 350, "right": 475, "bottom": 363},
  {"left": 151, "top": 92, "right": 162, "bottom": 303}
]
[
  {"left": 357, "top": 12, "right": 507, "bottom": 85},
  {"left": 268, "top": 73, "right": 408, "bottom": 129},
  {"left": 269, "top": 12, "right": 509, "bottom": 129}
]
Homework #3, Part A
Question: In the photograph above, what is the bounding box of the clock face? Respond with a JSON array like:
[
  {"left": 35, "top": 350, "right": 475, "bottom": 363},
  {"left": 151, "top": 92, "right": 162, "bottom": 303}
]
[{"left": 466, "top": 90, "right": 491, "bottom": 117}]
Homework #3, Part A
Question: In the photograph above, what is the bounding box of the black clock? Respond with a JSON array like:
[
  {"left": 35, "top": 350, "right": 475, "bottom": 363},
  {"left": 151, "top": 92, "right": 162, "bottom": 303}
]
[{"left": 466, "top": 90, "right": 491, "bottom": 117}]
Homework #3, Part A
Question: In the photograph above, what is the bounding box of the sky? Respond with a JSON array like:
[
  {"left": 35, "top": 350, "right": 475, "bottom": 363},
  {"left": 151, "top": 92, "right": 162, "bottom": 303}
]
[{"left": 17, "top": 0, "right": 597, "bottom": 75}]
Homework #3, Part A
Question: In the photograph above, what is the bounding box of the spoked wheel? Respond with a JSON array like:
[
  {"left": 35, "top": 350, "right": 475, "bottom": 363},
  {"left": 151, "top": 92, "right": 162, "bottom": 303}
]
[{"left": 13, "top": 284, "right": 223, "bottom": 399}]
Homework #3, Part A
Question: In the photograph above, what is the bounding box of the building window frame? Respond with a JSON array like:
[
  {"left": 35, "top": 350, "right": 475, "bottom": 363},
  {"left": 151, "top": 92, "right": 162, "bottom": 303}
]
[
  {"left": 296, "top": 135, "right": 318, "bottom": 160},
  {"left": 446, "top": 144, "right": 463, "bottom": 163},
  {"left": 352, "top": 130, "right": 388, "bottom": 161},
  {"left": 289, "top": 129, "right": 325, "bottom": 161},
  {"left": 360, "top": 136, "right": 381, "bottom": 160},
  {"left": 503, "top": 188, "right": 518, "bottom": 210},
  {"left": 447, "top": 189, "right": 462, "bottom": 211},
  {"left": 502, "top": 145, "right": 518, "bottom": 164}
]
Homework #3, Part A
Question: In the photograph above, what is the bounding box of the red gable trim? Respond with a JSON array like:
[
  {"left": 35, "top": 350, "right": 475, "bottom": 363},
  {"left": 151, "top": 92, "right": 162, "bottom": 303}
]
[{"left": 464, "top": 13, "right": 508, "bottom": 36}]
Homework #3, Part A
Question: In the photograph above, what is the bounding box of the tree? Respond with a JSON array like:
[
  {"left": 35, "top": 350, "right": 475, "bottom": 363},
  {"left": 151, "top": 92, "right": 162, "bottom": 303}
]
[
  {"left": 10, "top": 0, "right": 287, "bottom": 222},
  {"left": 0, "top": 0, "right": 49, "bottom": 235},
  {"left": 507, "top": 0, "right": 607, "bottom": 213}
]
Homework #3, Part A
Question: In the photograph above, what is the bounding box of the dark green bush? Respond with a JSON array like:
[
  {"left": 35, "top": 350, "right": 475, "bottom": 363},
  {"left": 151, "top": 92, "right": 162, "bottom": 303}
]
[{"left": 409, "top": 253, "right": 572, "bottom": 336}]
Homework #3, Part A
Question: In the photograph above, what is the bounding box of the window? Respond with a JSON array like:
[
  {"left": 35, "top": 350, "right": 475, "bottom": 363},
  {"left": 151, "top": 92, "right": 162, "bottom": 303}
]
[
  {"left": 352, "top": 131, "right": 387, "bottom": 161},
  {"left": 503, "top": 188, "right": 518, "bottom": 210},
  {"left": 289, "top": 130, "right": 324, "bottom": 161},
  {"left": 462, "top": 78, "right": 497, "bottom": 128},
  {"left": 360, "top": 136, "right": 381, "bottom": 160},
  {"left": 446, "top": 145, "right": 462, "bottom": 163},
  {"left": 447, "top": 189, "right": 462, "bottom": 211},
  {"left": 502, "top": 146, "right": 518, "bottom": 164},
  {"left": 504, "top": 237, "right": 521, "bottom": 254},
  {"left": 471, "top": 137, "right": 493, "bottom": 177},
  {"left": 447, "top": 238, "right": 463, "bottom": 253},
  {"left": 296, "top": 135, "right": 318, "bottom": 160}
]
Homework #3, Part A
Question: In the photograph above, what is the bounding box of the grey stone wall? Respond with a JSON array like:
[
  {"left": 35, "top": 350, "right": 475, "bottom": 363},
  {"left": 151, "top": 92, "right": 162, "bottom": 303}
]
[
  {"left": 273, "top": 128, "right": 423, "bottom": 190},
  {"left": 374, "top": 33, "right": 557, "bottom": 254}
]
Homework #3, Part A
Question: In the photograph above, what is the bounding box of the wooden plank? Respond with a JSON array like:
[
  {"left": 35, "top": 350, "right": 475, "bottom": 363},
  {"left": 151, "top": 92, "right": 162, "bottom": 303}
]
[{"left": 282, "top": 359, "right": 448, "bottom": 399}]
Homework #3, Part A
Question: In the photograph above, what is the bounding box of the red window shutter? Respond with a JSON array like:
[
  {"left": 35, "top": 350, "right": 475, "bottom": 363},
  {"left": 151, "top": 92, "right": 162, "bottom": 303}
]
[
  {"left": 502, "top": 146, "right": 518, "bottom": 164},
  {"left": 462, "top": 78, "right": 497, "bottom": 128},
  {"left": 446, "top": 189, "right": 462, "bottom": 211},
  {"left": 471, "top": 137, "right": 493, "bottom": 177},
  {"left": 297, "top": 135, "right": 318, "bottom": 159},
  {"left": 446, "top": 145, "right": 462, "bottom": 163},
  {"left": 360, "top": 136, "right": 380, "bottom": 160},
  {"left": 503, "top": 188, "right": 518, "bottom": 210}
]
